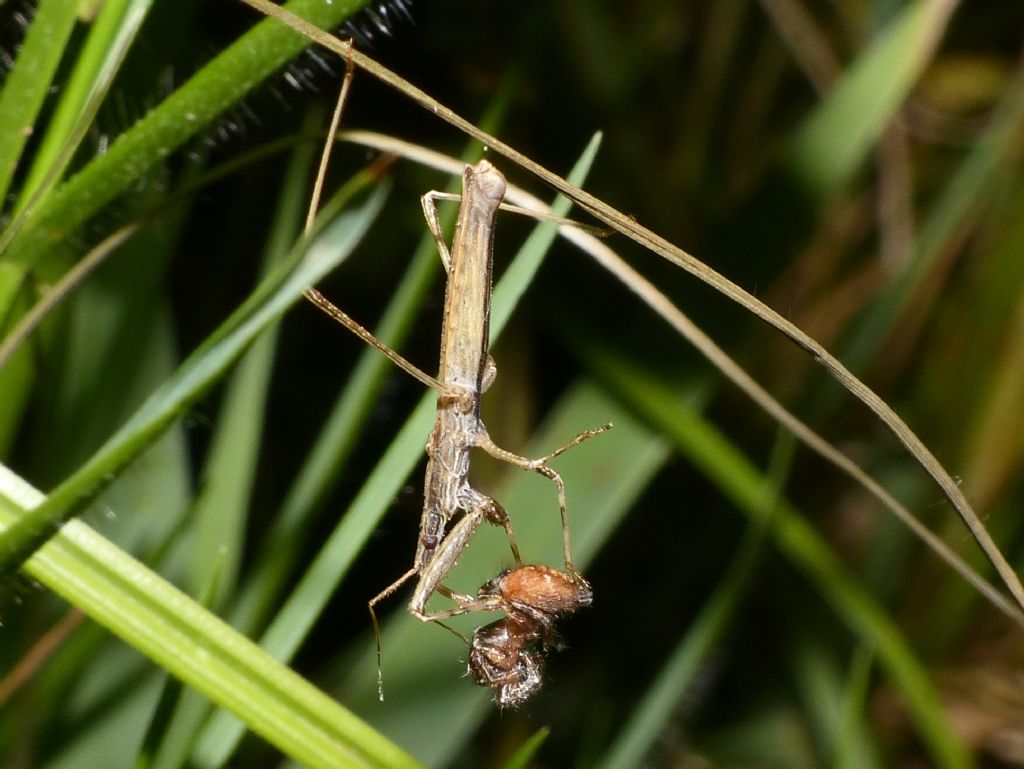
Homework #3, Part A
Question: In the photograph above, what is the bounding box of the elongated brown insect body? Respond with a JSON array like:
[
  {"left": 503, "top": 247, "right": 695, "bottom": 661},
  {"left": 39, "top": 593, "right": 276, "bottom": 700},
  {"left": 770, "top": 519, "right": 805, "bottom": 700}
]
[{"left": 414, "top": 161, "right": 506, "bottom": 571}]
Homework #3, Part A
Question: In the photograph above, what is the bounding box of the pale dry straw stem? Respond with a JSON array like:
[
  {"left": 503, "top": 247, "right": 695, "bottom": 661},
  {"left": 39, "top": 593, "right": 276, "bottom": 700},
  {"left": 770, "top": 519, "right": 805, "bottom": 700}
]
[
  {"left": 338, "top": 129, "right": 1024, "bottom": 627},
  {"left": 238, "top": 0, "right": 1024, "bottom": 616}
]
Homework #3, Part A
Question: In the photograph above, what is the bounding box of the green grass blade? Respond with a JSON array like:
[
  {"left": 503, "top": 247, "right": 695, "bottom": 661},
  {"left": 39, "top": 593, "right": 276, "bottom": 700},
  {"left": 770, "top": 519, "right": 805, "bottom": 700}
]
[
  {"left": 500, "top": 728, "right": 550, "bottom": 769},
  {"left": 1, "top": 0, "right": 371, "bottom": 267},
  {"left": 187, "top": 114, "right": 319, "bottom": 609},
  {"left": 0, "top": 264, "right": 33, "bottom": 455},
  {"left": 0, "top": 465, "right": 423, "bottom": 769},
  {"left": 787, "top": 0, "right": 954, "bottom": 197},
  {"left": 0, "top": 177, "right": 388, "bottom": 573},
  {"left": 13, "top": 0, "right": 154, "bottom": 216},
  {"left": 832, "top": 648, "right": 879, "bottom": 769},
  {"left": 0, "top": 0, "right": 79, "bottom": 206}
]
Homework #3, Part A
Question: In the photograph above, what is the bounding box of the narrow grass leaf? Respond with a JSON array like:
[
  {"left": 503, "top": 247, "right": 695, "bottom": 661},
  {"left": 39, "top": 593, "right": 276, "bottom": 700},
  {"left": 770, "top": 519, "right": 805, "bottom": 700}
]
[
  {"left": 833, "top": 648, "right": 879, "bottom": 769},
  {"left": 0, "top": 0, "right": 79, "bottom": 206},
  {"left": 593, "top": 432, "right": 786, "bottom": 769},
  {"left": 0, "top": 265, "right": 34, "bottom": 455},
  {"left": 500, "top": 728, "right": 550, "bottom": 769},
  {"left": 0, "top": 466, "right": 423, "bottom": 769},
  {"left": 0, "top": 178, "right": 388, "bottom": 573},
  {"left": 1, "top": 0, "right": 372, "bottom": 268},
  {"left": 14, "top": 0, "right": 155, "bottom": 215},
  {"left": 188, "top": 115, "right": 319, "bottom": 609}
]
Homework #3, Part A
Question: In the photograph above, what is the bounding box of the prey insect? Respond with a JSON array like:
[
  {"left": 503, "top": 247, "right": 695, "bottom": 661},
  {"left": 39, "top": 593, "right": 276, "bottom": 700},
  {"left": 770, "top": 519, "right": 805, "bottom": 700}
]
[{"left": 467, "top": 565, "right": 593, "bottom": 707}]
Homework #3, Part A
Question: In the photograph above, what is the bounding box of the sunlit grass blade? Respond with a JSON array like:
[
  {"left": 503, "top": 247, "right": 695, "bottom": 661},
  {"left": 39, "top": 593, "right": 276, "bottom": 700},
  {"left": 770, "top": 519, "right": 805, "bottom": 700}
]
[
  {"left": 0, "top": 0, "right": 78, "bottom": 207},
  {"left": 134, "top": 558, "right": 227, "bottom": 769},
  {"left": 0, "top": 465, "right": 422, "bottom": 769}
]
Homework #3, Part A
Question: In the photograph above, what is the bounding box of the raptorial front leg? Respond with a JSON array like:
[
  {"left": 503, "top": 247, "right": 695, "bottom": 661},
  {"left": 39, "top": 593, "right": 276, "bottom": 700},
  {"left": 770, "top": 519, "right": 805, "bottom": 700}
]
[
  {"left": 421, "top": 189, "right": 463, "bottom": 272},
  {"left": 407, "top": 489, "right": 523, "bottom": 621}
]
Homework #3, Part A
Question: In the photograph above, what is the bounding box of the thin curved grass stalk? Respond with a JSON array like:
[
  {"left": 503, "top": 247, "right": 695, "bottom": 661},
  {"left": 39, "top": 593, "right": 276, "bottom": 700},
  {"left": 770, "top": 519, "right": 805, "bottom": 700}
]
[
  {"left": 0, "top": 608, "right": 84, "bottom": 708},
  {"left": 238, "top": 0, "right": 1024, "bottom": 618}
]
